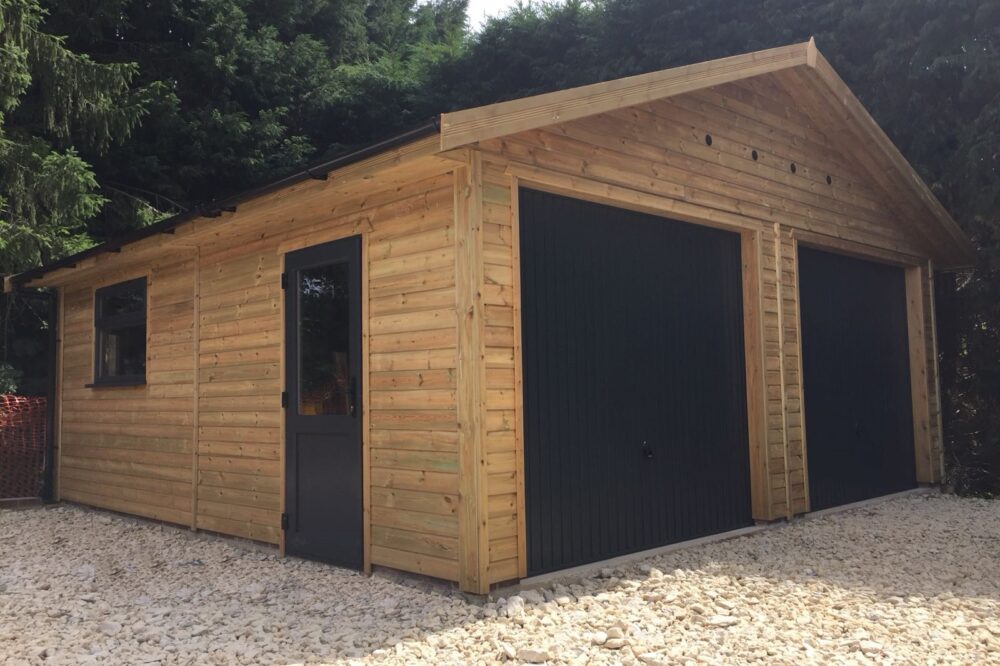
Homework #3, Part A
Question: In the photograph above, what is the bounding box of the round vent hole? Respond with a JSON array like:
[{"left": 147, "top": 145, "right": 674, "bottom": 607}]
[
  {"left": 751, "top": 149, "right": 759, "bottom": 161},
  {"left": 826, "top": 175, "right": 833, "bottom": 185},
  {"left": 705, "top": 134, "right": 713, "bottom": 146},
  {"left": 790, "top": 162, "right": 797, "bottom": 174}
]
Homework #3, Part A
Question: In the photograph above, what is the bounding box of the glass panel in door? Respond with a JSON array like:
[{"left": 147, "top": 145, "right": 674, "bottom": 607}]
[{"left": 298, "top": 262, "right": 351, "bottom": 416}]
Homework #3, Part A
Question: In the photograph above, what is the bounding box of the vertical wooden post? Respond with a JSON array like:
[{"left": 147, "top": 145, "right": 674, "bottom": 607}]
[
  {"left": 54, "top": 288, "right": 64, "bottom": 502},
  {"left": 927, "top": 260, "right": 945, "bottom": 481},
  {"left": 361, "top": 235, "right": 372, "bottom": 574},
  {"left": 906, "top": 263, "right": 933, "bottom": 482},
  {"left": 741, "top": 231, "right": 770, "bottom": 521},
  {"left": 278, "top": 252, "right": 286, "bottom": 557},
  {"left": 456, "top": 155, "right": 489, "bottom": 594},
  {"left": 772, "top": 224, "right": 792, "bottom": 519},
  {"left": 191, "top": 253, "right": 201, "bottom": 529},
  {"left": 509, "top": 177, "right": 528, "bottom": 579},
  {"left": 790, "top": 238, "right": 811, "bottom": 514}
]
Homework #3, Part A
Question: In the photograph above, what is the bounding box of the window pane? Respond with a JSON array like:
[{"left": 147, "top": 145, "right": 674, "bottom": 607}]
[
  {"left": 100, "top": 325, "right": 146, "bottom": 378},
  {"left": 299, "top": 262, "right": 350, "bottom": 415},
  {"left": 100, "top": 285, "right": 145, "bottom": 318}
]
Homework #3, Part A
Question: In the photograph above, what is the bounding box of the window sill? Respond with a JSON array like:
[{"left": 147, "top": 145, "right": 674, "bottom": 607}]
[{"left": 85, "top": 378, "right": 146, "bottom": 389}]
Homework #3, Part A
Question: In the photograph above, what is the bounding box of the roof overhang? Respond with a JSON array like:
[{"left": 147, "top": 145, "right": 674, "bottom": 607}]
[{"left": 4, "top": 120, "right": 442, "bottom": 292}]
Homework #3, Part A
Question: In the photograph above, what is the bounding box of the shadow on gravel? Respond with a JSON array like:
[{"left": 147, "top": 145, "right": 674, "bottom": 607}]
[{"left": 0, "top": 494, "right": 997, "bottom": 664}]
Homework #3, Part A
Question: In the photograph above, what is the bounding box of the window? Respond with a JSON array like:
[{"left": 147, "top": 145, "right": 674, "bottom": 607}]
[
  {"left": 298, "top": 262, "right": 351, "bottom": 415},
  {"left": 93, "top": 277, "right": 147, "bottom": 386}
]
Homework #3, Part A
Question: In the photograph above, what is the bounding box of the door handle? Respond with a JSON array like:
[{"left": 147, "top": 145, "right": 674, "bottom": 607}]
[
  {"left": 348, "top": 376, "right": 358, "bottom": 417},
  {"left": 641, "top": 441, "right": 654, "bottom": 460}
]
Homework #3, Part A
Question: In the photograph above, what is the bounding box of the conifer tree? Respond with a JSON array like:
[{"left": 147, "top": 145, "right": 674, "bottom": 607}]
[{"left": 0, "top": 0, "right": 145, "bottom": 274}]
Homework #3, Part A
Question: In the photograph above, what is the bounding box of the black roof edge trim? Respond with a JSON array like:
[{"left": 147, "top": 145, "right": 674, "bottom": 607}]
[{"left": 9, "top": 118, "right": 441, "bottom": 289}]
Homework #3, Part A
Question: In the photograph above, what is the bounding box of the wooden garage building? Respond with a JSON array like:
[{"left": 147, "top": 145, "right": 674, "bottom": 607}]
[{"left": 5, "top": 40, "right": 975, "bottom": 593}]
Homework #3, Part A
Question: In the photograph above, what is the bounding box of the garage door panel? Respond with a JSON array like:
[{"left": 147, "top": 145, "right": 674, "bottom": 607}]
[
  {"left": 799, "top": 247, "right": 916, "bottom": 511},
  {"left": 520, "top": 188, "right": 752, "bottom": 575}
]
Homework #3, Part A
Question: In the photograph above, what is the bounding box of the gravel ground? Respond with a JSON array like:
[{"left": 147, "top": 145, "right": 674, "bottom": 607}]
[{"left": 1, "top": 493, "right": 998, "bottom": 665}]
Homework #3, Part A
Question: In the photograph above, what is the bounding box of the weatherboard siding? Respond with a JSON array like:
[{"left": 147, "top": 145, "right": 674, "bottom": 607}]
[
  {"left": 56, "top": 168, "right": 463, "bottom": 582},
  {"left": 59, "top": 258, "right": 196, "bottom": 527},
  {"left": 480, "top": 161, "right": 520, "bottom": 584}
]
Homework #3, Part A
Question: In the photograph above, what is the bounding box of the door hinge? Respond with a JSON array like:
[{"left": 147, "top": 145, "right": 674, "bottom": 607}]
[
  {"left": 281, "top": 391, "right": 288, "bottom": 408},
  {"left": 280, "top": 272, "right": 288, "bottom": 290},
  {"left": 281, "top": 513, "right": 289, "bottom": 531}
]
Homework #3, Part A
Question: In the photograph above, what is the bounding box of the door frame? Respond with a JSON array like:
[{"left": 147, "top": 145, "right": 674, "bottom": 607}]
[
  {"left": 795, "top": 237, "right": 939, "bottom": 486},
  {"left": 508, "top": 172, "right": 769, "bottom": 548},
  {"left": 515, "top": 184, "right": 753, "bottom": 575},
  {"left": 278, "top": 234, "right": 370, "bottom": 572}
]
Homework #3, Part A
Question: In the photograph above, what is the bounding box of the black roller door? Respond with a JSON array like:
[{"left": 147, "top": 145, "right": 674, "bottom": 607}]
[
  {"left": 799, "top": 246, "right": 916, "bottom": 511},
  {"left": 520, "top": 188, "right": 752, "bottom": 576}
]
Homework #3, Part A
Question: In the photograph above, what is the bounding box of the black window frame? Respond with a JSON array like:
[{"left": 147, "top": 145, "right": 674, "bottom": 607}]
[{"left": 90, "top": 277, "right": 147, "bottom": 387}]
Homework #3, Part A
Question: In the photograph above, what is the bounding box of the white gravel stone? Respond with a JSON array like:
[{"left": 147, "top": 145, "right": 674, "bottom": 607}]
[
  {"left": 1, "top": 494, "right": 998, "bottom": 664},
  {"left": 505, "top": 595, "right": 525, "bottom": 617},
  {"left": 99, "top": 620, "right": 122, "bottom": 636},
  {"left": 520, "top": 589, "right": 545, "bottom": 605},
  {"left": 516, "top": 647, "right": 550, "bottom": 662}
]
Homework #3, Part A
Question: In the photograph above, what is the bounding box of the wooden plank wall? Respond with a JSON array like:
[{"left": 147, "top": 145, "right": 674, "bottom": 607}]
[
  {"left": 480, "top": 162, "right": 520, "bottom": 584},
  {"left": 55, "top": 167, "right": 463, "bottom": 583},
  {"left": 765, "top": 229, "right": 808, "bottom": 515},
  {"left": 59, "top": 259, "right": 196, "bottom": 525},
  {"left": 366, "top": 173, "right": 460, "bottom": 581},
  {"left": 196, "top": 249, "right": 283, "bottom": 543},
  {"left": 476, "top": 76, "right": 927, "bottom": 520}
]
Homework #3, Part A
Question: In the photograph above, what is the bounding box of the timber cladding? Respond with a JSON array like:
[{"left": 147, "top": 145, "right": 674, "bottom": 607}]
[
  {"left": 481, "top": 162, "right": 519, "bottom": 584},
  {"left": 56, "top": 167, "right": 464, "bottom": 581},
  {"left": 60, "top": 259, "right": 197, "bottom": 526},
  {"left": 24, "top": 43, "right": 968, "bottom": 594}
]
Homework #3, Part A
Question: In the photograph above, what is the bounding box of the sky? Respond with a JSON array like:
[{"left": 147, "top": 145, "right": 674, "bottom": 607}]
[{"left": 466, "top": 0, "right": 524, "bottom": 28}]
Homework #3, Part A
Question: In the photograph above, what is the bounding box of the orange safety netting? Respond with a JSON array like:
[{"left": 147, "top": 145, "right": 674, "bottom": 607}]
[{"left": 0, "top": 395, "right": 47, "bottom": 499}]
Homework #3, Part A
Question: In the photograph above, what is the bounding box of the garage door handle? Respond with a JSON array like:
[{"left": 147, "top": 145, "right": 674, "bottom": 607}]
[
  {"left": 854, "top": 421, "right": 862, "bottom": 437},
  {"left": 641, "top": 443, "right": 654, "bottom": 460}
]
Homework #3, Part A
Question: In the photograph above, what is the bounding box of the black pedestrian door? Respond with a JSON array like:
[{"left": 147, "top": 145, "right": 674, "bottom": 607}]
[
  {"left": 284, "top": 235, "right": 363, "bottom": 569},
  {"left": 520, "top": 189, "right": 752, "bottom": 576},
  {"left": 799, "top": 246, "right": 916, "bottom": 511}
]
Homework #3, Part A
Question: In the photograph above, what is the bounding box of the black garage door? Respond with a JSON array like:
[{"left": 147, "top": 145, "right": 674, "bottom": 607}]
[
  {"left": 520, "top": 188, "right": 752, "bottom": 575},
  {"left": 799, "top": 246, "right": 916, "bottom": 511}
]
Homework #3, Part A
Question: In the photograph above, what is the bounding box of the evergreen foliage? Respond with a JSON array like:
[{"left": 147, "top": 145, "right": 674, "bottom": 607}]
[
  {"left": 0, "top": 0, "right": 998, "bottom": 493},
  {"left": 37, "top": 0, "right": 467, "bottom": 237},
  {"left": 0, "top": 0, "right": 144, "bottom": 273}
]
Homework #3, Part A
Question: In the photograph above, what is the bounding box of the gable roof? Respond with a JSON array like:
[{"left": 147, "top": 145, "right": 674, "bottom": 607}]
[
  {"left": 439, "top": 42, "right": 812, "bottom": 150},
  {"left": 440, "top": 39, "right": 975, "bottom": 268},
  {"left": 5, "top": 40, "right": 975, "bottom": 291}
]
